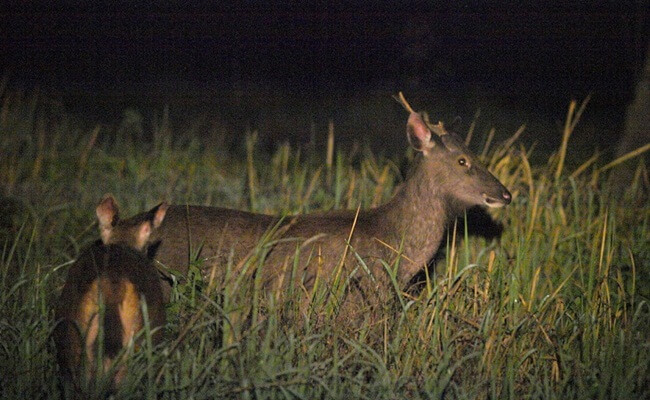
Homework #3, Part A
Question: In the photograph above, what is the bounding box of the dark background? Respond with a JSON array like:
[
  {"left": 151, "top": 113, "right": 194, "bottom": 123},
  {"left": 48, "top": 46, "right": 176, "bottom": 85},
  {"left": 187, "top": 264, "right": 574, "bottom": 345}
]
[{"left": 1, "top": 2, "right": 648, "bottom": 154}]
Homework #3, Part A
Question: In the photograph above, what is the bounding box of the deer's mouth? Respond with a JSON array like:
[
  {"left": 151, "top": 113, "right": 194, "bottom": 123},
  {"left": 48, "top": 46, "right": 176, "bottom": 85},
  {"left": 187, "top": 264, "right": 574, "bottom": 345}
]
[{"left": 483, "top": 192, "right": 511, "bottom": 208}]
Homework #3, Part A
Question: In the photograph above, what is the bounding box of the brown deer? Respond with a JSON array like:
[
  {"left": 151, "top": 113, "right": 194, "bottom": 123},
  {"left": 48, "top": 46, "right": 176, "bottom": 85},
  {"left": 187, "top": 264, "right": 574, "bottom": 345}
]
[
  {"left": 108, "top": 95, "right": 511, "bottom": 306},
  {"left": 54, "top": 196, "right": 167, "bottom": 395}
]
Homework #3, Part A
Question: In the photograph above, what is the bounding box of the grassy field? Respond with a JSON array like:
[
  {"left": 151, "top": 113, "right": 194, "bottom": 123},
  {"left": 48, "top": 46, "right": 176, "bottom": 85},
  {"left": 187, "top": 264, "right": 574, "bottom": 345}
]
[{"left": 0, "top": 86, "right": 649, "bottom": 399}]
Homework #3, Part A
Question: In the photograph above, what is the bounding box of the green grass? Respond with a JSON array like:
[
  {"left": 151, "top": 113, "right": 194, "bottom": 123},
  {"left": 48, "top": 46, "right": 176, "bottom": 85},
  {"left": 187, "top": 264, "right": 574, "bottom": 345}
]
[{"left": 0, "top": 87, "right": 649, "bottom": 399}]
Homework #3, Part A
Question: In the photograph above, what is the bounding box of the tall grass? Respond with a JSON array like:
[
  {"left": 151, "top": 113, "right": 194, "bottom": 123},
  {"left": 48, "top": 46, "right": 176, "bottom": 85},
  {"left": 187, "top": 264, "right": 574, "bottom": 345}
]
[{"left": 0, "top": 87, "right": 648, "bottom": 399}]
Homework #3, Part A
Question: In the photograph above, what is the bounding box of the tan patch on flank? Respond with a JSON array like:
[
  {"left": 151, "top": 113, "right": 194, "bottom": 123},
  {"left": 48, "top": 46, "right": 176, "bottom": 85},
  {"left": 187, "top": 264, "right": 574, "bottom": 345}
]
[
  {"left": 77, "top": 280, "right": 100, "bottom": 377},
  {"left": 119, "top": 281, "right": 142, "bottom": 349},
  {"left": 73, "top": 278, "right": 144, "bottom": 388}
]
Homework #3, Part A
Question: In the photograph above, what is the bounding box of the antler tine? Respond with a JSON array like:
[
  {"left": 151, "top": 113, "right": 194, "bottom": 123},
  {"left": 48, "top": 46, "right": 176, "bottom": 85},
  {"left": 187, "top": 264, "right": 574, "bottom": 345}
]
[
  {"left": 394, "top": 92, "right": 416, "bottom": 114},
  {"left": 394, "top": 92, "right": 448, "bottom": 136}
]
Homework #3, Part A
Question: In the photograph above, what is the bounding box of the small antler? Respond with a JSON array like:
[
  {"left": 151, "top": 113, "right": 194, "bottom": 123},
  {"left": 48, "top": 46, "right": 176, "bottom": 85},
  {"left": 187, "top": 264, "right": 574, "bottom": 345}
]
[
  {"left": 394, "top": 92, "right": 416, "bottom": 114},
  {"left": 425, "top": 119, "right": 448, "bottom": 137},
  {"left": 395, "top": 92, "right": 448, "bottom": 137}
]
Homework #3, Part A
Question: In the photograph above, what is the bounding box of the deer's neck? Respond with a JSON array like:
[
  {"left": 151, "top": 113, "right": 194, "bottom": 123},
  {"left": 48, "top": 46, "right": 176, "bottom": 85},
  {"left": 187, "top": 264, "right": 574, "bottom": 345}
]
[{"left": 371, "top": 158, "right": 457, "bottom": 281}]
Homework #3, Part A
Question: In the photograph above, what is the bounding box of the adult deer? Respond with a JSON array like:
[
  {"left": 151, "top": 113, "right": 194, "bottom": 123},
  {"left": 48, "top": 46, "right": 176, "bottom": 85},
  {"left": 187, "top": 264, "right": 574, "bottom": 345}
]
[{"left": 109, "top": 94, "right": 511, "bottom": 306}]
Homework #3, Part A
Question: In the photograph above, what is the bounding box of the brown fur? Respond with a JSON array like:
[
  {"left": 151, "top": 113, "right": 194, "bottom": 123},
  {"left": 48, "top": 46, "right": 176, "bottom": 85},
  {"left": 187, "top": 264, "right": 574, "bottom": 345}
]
[
  {"left": 109, "top": 110, "right": 511, "bottom": 308},
  {"left": 54, "top": 198, "right": 166, "bottom": 394}
]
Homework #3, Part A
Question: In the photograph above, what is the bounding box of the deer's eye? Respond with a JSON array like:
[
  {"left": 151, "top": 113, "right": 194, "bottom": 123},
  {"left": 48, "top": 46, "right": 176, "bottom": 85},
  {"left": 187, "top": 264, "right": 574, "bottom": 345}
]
[{"left": 458, "top": 157, "right": 468, "bottom": 167}]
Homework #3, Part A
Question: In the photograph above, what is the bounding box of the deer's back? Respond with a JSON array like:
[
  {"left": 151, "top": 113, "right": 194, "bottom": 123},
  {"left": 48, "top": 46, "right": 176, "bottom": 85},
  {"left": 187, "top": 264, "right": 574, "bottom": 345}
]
[
  {"left": 148, "top": 205, "right": 279, "bottom": 275},
  {"left": 54, "top": 243, "right": 165, "bottom": 387}
]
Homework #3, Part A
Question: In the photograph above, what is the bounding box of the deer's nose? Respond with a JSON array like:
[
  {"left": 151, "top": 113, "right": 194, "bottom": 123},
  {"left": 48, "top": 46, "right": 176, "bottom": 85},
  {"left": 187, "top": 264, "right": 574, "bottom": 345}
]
[{"left": 502, "top": 190, "right": 512, "bottom": 204}]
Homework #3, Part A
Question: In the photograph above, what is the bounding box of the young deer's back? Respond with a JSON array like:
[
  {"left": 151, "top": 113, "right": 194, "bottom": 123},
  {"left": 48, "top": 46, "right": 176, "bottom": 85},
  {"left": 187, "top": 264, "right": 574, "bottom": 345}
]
[
  {"left": 54, "top": 197, "right": 166, "bottom": 393},
  {"left": 147, "top": 205, "right": 277, "bottom": 275}
]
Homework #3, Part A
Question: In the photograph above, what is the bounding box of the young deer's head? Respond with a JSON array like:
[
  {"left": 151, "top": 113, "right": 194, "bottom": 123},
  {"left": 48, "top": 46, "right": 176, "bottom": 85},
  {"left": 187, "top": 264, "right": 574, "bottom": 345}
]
[
  {"left": 96, "top": 194, "right": 168, "bottom": 251},
  {"left": 404, "top": 103, "right": 511, "bottom": 211}
]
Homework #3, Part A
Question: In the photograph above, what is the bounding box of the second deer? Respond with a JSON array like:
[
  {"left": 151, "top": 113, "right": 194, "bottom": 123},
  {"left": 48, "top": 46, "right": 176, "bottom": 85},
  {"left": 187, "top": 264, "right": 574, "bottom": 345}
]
[{"left": 54, "top": 196, "right": 167, "bottom": 395}]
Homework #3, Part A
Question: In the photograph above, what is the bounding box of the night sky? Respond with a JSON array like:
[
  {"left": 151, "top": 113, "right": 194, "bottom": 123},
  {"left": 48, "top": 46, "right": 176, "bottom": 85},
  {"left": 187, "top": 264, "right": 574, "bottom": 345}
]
[{"left": 1, "top": 2, "right": 648, "bottom": 148}]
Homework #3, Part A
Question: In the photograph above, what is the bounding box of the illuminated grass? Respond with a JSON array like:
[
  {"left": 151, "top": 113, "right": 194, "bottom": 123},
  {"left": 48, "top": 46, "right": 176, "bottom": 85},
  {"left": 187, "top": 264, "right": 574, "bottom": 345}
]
[{"left": 0, "top": 88, "right": 648, "bottom": 399}]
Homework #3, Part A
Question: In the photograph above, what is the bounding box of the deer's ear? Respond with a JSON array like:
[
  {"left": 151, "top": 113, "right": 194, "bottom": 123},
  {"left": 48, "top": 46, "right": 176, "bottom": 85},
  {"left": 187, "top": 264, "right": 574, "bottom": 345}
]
[
  {"left": 96, "top": 194, "right": 119, "bottom": 244},
  {"left": 152, "top": 202, "right": 168, "bottom": 228},
  {"left": 406, "top": 112, "right": 435, "bottom": 154},
  {"left": 134, "top": 222, "right": 152, "bottom": 251}
]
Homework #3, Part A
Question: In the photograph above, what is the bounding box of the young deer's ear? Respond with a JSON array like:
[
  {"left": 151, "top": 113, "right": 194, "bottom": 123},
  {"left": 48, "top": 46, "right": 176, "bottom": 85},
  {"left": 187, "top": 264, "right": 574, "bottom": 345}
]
[
  {"left": 96, "top": 194, "right": 119, "bottom": 244},
  {"left": 134, "top": 222, "right": 152, "bottom": 251},
  {"left": 152, "top": 202, "right": 169, "bottom": 229},
  {"left": 406, "top": 112, "right": 436, "bottom": 154}
]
